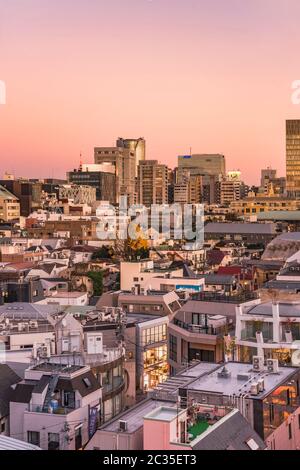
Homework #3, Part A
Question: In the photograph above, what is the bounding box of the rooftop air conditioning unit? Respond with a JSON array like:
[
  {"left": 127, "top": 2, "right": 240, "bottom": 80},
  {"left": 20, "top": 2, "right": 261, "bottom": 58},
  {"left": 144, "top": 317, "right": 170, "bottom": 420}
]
[
  {"left": 252, "top": 356, "right": 264, "bottom": 372},
  {"left": 258, "top": 378, "right": 265, "bottom": 392},
  {"left": 29, "top": 321, "right": 38, "bottom": 329},
  {"left": 119, "top": 420, "right": 128, "bottom": 432},
  {"left": 267, "top": 359, "right": 279, "bottom": 374},
  {"left": 17, "top": 323, "right": 26, "bottom": 332},
  {"left": 250, "top": 383, "right": 259, "bottom": 396}
]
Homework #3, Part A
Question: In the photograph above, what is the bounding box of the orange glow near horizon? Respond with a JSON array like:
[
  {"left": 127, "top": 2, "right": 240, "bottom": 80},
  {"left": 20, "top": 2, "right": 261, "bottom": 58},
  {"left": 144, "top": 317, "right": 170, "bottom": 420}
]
[{"left": 1, "top": 0, "right": 300, "bottom": 184}]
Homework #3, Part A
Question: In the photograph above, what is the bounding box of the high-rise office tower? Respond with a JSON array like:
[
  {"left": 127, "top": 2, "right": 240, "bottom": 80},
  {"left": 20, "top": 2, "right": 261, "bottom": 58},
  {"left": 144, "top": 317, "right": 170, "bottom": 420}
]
[
  {"left": 137, "top": 160, "right": 168, "bottom": 206},
  {"left": 178, "top": 154, "right": 226, "bottom": 177},
  {"left": 116, "top": 137, "right": 146, "bottom": 177},
  {"left": 286, "top": 120, "right": 300, "bottom": 198},
  {"left": 94, "top": 146, "right": 136, "bottom": 204}
]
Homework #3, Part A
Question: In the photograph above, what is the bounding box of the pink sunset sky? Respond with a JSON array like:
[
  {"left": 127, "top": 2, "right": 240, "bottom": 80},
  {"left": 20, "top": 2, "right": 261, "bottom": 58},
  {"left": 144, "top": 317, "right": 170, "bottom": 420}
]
[{"left": 1, "top": 0, "right": 300, "bottom": 184}]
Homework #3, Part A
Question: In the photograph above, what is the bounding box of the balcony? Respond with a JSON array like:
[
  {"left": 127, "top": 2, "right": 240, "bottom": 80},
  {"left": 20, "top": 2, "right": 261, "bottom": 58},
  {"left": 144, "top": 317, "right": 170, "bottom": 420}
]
[
  {"left": 102, "top": 376, "right": 124, "bottom": 396},
  {"left": 191, "top": 291, "right": 259, "bottom": 303},
  {"left": 28, "top": 400, "right": 81, "bottom": 415},
  {"left": 240, "top": 329, "right": 274, "bottom": 343},
  {"left": 82, "top": 347, "right": 124, "bottom": 367},
  {"left": 173, "top": 318, "right": 228, "bottom": 337}
]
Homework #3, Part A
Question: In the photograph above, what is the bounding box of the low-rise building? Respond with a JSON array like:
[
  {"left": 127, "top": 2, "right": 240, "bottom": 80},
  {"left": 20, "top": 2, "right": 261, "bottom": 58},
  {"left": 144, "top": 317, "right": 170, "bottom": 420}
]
[
  {"left": 168, "top": 293, "right": 259, "bottom": 374},
  {"left": 204, "top": 222, "right": 277, "bottom": 246},
  {"left": 9, "top": 362, "right": 102, "bottom": 450},
  {"left": 235, "top": 300, "right": 300, "bottom": 365}
]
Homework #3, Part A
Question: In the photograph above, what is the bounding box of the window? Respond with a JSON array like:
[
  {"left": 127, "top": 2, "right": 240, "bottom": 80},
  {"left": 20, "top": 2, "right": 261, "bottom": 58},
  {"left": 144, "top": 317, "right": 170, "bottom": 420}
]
[
  {"left": 28, "top": 431, "right": 40, "bottom": 447},
  {"left": 75, "top": 426, "right": 82, "bottom": 450},
  {"left": 269, "top": 403, "right": 275, "bottom": 423},
  {"left": 48, "top": 433, "right": 60, "bottom": 451},
  {"left": 288, "top": 423, "right": 292, "bottom": 440},
  {"left": 169, "top": 335, "right": 177, "bottom": 362},
  {"left": 1, "top": 421, "right": 5, "bottom": 434},
  {"left": 63, "top": 391, "right": 75, "bottom": 408},
  {"left": 83, "top": 377, "right": 92, "bottom": 388}
]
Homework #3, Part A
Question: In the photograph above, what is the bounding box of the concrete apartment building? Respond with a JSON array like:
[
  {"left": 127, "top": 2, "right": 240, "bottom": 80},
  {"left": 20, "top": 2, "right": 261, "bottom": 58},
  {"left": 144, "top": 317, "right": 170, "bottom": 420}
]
[
  {"left": 235, "top": 300, "right": 300, "bottom": 365},
  {"left": 119, "top": 259, "right": 185, "bottom": 291},
  {"left": 220, "top": 179, "right": 242, "bottom": 205},
  {"left": 137, "top": 160, "right": 168, "bottom": 206},
  {"left": 9, "top": 362, "right": 101, "bottom": 450},
  {"left": 0, "top": 186, "right": 20, "bottom": 222},
  {"left": 168, "top": 293, "right": 260, "bottom": 374},
  {"left": 0, "top": 306, "right": 128, "bottom": 425}
]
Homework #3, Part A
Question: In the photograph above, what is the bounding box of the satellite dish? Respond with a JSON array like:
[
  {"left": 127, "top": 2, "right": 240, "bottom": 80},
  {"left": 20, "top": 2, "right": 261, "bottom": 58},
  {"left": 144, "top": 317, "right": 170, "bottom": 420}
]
[{"left": 292, "top": 349, "right": 300, "bottom": 367}]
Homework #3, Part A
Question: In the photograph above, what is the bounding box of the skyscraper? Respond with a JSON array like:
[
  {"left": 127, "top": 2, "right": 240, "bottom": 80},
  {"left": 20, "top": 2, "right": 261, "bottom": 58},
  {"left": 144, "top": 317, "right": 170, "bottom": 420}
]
[
  {"left": 286, "top": 120, "right": 300, "bottom": 198},
  {"left": 116, "top": 137, "right": 146, "bottom": 177}
]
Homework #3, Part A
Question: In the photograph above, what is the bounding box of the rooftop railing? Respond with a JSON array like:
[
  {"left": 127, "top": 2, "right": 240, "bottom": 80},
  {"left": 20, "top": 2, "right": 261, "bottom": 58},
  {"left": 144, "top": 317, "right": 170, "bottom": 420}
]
[{"left": 191, "top": 291, "right": 259, "bottom": 303}]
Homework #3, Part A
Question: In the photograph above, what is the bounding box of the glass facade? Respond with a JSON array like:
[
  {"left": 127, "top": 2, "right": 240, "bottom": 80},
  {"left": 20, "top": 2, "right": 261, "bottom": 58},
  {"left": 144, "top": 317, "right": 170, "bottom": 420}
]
[
  {"left": 262, "top": 372, "right": 300, "bottom": 439},
  {"left": 143, "top": 345, "right": 168, "bottom": 391},
  {"left": 142, "top": 324, "right": 167, "bottom": 346}
]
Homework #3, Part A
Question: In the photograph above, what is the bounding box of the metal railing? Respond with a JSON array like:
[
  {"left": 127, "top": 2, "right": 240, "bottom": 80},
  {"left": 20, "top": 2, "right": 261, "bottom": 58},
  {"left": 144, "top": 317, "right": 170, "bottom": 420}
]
[
  {"left": 28, "top": 400, "right": 81, "bottom": 415},
  {"left": 173, "top": 318, "right": 226, "bottom": 336},
  {"left": 191, "top": 291, "right": 259, "bottom": 303}
]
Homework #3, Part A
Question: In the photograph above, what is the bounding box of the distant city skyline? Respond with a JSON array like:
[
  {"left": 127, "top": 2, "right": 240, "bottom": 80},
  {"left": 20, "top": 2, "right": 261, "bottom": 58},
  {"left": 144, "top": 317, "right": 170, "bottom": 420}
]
[{"left": 1, "top": 0, "right": 300, "bottom": 184}]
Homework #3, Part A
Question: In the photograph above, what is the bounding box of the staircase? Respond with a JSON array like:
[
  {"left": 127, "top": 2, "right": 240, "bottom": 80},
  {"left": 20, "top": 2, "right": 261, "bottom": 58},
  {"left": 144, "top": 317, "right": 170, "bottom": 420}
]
[{"left": 43, "top": 375, "right": 59, "bottom": 412}]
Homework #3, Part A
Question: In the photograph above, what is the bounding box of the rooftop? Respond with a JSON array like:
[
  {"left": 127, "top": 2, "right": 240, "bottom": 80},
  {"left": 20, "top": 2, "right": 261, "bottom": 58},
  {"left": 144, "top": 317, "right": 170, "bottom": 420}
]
[
  {"left": 100, "top": 398, "right": 175, "bottom": 433},
  {"left": 186, "top": 361, "right": 297, "bottom": 399},
  {"left": 144, "top": 406, "right": 179, "bottom": 422},
  {"left": 31, "top": 362, "right": 84, "bottom": 374},
  {"left": 247, "top": 301, "right": 300, "bottom": 318},
  {"left": 205, "top": 222, "right": 277, "bottom": 235}
]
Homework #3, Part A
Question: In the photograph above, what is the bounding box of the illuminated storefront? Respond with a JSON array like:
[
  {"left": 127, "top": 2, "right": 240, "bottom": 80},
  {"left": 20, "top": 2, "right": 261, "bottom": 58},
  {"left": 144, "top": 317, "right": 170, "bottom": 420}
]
[
  {"left": 138, "top": 318, "right": 169, "bottom": 392},
  {"left": 143, "top": 345, "right": 169, "bottom": 391}
]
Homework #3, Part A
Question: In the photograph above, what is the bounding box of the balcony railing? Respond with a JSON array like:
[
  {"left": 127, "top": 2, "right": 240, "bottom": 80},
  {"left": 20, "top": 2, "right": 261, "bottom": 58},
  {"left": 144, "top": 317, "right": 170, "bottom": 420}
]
[
  {"left": 51, "top": 347, "right": 124, "bottom": 367},
  {"left": 240, "top": 329, "right": 274, "bottom": 343},
  {"left": 28, "top": 400, "right": 81, "bottom": 415},
  {"left": 82, "top": 347, "right": 124, "bottom": 366},
  {"left": 173, "top": 319, "right": 226, "bottom": 336},
  {"left": 191, "top": 291, "right": 259, "bottom": 303},
  {"left": 102, "top": 376, "right": 124, "bottom": 395}
]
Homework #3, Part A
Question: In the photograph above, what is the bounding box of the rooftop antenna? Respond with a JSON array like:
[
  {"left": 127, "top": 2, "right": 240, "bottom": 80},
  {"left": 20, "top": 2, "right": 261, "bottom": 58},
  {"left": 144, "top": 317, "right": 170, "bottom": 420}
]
[{"left": 79, "top": 152, "right": 83, "bottom": 171}]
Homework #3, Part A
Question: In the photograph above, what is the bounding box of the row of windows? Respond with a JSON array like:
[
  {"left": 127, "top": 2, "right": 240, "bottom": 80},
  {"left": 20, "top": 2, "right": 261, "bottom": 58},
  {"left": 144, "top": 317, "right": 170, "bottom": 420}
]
[{"left": 142, "top": 324, "right": 167, "bottom": 346}]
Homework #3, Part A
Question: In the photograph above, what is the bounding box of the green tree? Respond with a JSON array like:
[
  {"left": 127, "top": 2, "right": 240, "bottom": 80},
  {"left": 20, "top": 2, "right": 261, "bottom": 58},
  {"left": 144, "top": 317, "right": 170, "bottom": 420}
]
[
  {"left": 92, "top": 246, "right": 113, "bottom": 260},
  {"left": 87, "top": 271, "right": 104, "bottom": 296}
]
